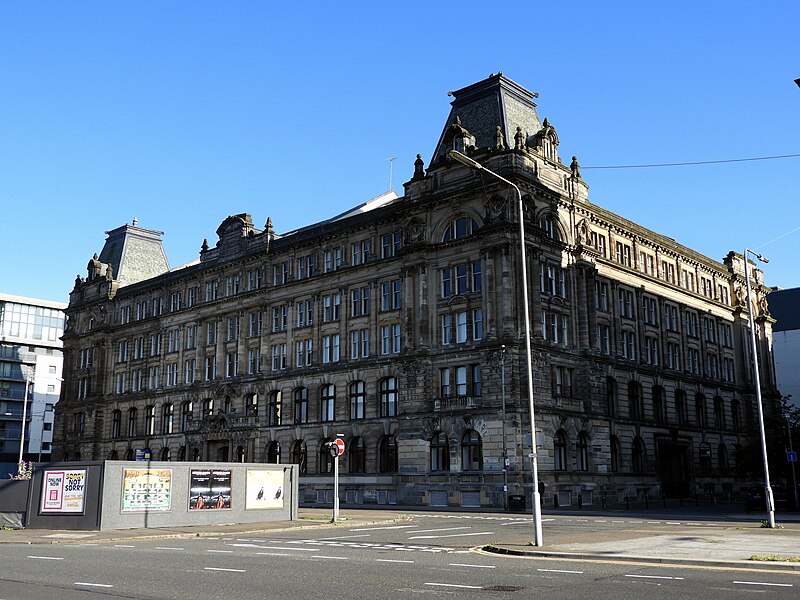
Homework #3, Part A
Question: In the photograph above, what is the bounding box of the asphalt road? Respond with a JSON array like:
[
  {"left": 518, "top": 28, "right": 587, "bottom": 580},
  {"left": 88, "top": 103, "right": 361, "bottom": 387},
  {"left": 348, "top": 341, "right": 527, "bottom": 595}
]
[{"left": 2, "top": 512, "right": 798, "bottom": 599}]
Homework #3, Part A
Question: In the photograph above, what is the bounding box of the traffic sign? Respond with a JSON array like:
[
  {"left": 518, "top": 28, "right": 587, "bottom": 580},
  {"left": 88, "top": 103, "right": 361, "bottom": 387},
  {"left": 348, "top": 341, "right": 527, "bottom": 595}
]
[
  {"left": 333, "top": 438, "right": 345, "bottom": 456},
  {"left": 788, "top": 451, "right": 797, "bottom": 462}
]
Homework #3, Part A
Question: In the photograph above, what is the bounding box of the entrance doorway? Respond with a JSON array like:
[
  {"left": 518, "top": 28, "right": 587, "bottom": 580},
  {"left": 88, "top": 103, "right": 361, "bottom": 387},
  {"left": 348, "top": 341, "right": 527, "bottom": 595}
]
[{"left": 657, "top": 442, "right": 689, "bottom": 498}]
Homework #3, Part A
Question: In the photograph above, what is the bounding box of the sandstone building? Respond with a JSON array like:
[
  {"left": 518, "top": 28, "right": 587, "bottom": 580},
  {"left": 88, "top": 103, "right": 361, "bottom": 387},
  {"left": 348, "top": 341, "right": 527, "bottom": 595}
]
[{"left": 53, "top": 74, "right": 777, "bottom": 508}]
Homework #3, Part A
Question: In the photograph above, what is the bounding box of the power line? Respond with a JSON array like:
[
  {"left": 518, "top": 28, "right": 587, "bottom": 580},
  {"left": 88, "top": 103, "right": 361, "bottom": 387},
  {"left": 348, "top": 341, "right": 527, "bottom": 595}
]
[{"left": 583, "top": 153, "right": 800, "bottom": 170}]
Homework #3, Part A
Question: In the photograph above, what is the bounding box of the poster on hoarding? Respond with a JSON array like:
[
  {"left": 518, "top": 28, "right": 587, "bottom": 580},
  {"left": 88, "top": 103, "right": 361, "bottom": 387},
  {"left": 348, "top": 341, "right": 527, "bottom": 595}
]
[
  {"left": 245, "top": 469, "right": 284, "bottom": 510},
  {"left": 189, "top": 469, "right": 232, "bottom": 510},
  {"left": 121, "top": 468, "right": 172, "bottom": 512},
  {"left": 40, "top": 469, "right": 87, "bottom": 514}
]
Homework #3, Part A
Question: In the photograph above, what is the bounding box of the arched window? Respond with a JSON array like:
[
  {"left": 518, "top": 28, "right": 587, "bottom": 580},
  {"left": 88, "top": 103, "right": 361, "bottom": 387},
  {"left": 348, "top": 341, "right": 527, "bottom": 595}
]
[
  {"left": 125, "top": 448, "right": 134, "bottom": 461},
  {"left": 731, "top": 399, "right": 741, "bottom": 431},
  {"left": 160, "top": 446, "right": 171, "bottom": 461},
  {"left": 442, "top": 215, "right": 481, "bottom": 242},
  {"left": 162, "top": 403, "right": 174, "bottom": 434},
  {"left": 576, "top": 431, "right": 589, "bottom": 471},
  {"left": 606, "top": 376, "right": 616, "bottom": 417},
  {"left": 319, "top": 438, "right": 333, "bottom": 474},
  {"left": 610, "top": 435, "right": 620, "bottom": 473},
  {"left": 181, "top": 401, "right": 193, "bottom": 431},
  {"left": 378, "top": 435, "right": 398, "bottom": 473},
  {"left": 461, "top": 430, "right": 483, "bottom": 471},
  {"left": 127, "top": 407, "right": 138, "bottom": 437},
  {"left": 109, "top": 449, "right": 119, "bottom": 460},
  {"left": 430, "top": 432, "right": 450, "bottom": 472},
  {"left": 192, "top": 447, "right": 201, "bottom": 462},
  {"left": 718, "top": 443, "right": 729, "bottom": 471},
  {"left": 379, "top": 377, "right": 398, "bottom": 417},
  {"left": 632, "top": 437, "right": 646, "bottom": 473},
  {"left": 714, "top": 396, "right": 726, "bottom": 430},
  {"left": 223, "top": 395, "right": 233, "bottom": 415},
  {"left": 652, "top": 386, "right": 665, "bottom": 423},
  {"left": 292, "top": 440, "right": 307, "bottom": 474},
  {"left": 246, "top": 393, "right": 258, "bottom": 416},
  {"left": 349, "top": 437, "right": 366, "bottom": 473},
  {"left": 320, "top": 385, "right": 335, "bottom": 422},
  {"left": 236, "top": 446, "right": 246, "bottom": 462},
  {"left": 539, "top": 214, "right": 561, "bottom": 241},
  {"left": 699, "top": 443, "right": 712, "bottom": 474},
  {"left": 675, "top": 390, "right": 687, "bottom": 425},
  {"left": 268, "top": 391, "right": 282, "bottom": 426},
  {"left": 554, "top": 430, "right": 568, "bottom": 471},
  {"left": 349, "top": 381, "right": 366, "bottom": 419},
  {"left": 202, "top": 398, "right": 213, "bottom": 417},
  {"left": 695, "top": 393, "right": 707, "bottom": 428},
  {"left": 628, "top": 381, "right": 643, "bottom": 420},
  {"left": 267, "top": 441, "right": 281, "bottom": 464},
  {"left": 178, "top": 445, "right": 186, "bottom": 461},
  {"left": 144, "top": 405, "right": 155, "bottom": 436},
  {"left": 294, "top": 388, "right": 308, "bottom": 424},
  {"left": 111, "top": 409, "right": 121, "bottom": 439}
]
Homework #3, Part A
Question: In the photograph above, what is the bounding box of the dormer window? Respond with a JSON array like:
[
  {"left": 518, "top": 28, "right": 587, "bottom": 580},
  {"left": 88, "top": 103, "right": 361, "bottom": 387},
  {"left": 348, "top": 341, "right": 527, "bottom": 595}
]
[{"left": 442, "top": 216, "right": 481, "bottom": 242}]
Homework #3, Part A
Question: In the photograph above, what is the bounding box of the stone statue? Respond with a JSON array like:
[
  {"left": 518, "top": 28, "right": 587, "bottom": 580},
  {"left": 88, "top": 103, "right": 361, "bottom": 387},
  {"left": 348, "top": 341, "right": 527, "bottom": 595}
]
[
  {"left": 514, "top": 127, "right": 525, "bottom": 150},
  {"left": 495, "top": 126, "right": 505, "bottom": 150},
  {"left": 571, "top": 156, "right": 582, "bottom": 179}
]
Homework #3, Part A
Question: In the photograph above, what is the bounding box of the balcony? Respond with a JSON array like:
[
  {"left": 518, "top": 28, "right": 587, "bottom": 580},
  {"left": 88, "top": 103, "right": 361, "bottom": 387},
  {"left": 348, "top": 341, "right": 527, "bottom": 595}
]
[{"left": 432, "top": 395, "right": 482, "bottom": 412}]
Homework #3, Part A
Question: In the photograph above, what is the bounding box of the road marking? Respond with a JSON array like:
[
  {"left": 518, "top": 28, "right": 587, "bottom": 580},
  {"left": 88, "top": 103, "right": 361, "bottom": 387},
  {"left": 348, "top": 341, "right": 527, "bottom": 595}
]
[
  {"left": 113, "top": 544, "right": 135, "bottom": 548},
  {"left": 257, "top": 552, "right": 290, "bottom": 556},
  {"left": 733, "top": 581, "right": 793, "bottom": 588},
  {"left": 538, "top": 568, "right": 583, "bottom": 574},
  {"left": 411, "top": 526, "right": 472, "bottom": 534},
  {"left": 313, "top": 555, "right": 348, "bottom": 560},
  {"left": 75, "top": 582, "right": 113, "bottom": 588},
  {"left": 666, "top": 522, "right": 682, "bottom": 525},
  {"left": 155, "top": 547, "right": 184, "bottom": 551},
  {"left": 204, "top": 567, "right": 246, "bottom": 573},
  {"left": 377, "top": 559, "right": 413, "bottom": 564},
  {"left": 244, "top": 546, "right": 316, "bottom": 552},
  {"left": 625, "top": 575, "right": 684, "bottom": 580},
  {"left": 318, "top": 534, "right": 371, "bottom": 540},
  {"left": 27, "top": 556, "right": 63, "bottom": 560},
  {"left": 408, "top": 531, "right": 494, "bottom": 540},
  {"left": 424, "top": 583, "right": 482, "bottom": 589},
  {"left": 350, "top": 525, "right": 419, "bottom": 531},
  {"left": 207, "top": 550, "right": 234, "bottom": 554},
  {"left": 449, "top": 563, "right": 495, "bottom": 569},
  {"left": 594, "top": 520, "right": 608, "bottom": 523}
]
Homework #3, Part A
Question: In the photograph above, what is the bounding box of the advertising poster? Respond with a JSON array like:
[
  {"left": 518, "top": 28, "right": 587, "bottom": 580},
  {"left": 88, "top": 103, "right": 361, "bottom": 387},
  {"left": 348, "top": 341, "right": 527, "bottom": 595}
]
[
  {"left": 245, "top": 469, "right": 284, "bottom": 510},
  {"left": 189, "top": 469, "right": 232, "bottom": 510},
  {"left": 121, "top": 468, "right": 172, "bottom": 512},
  {"left": 40, "top": 469, "right": 87, "bottom": 513}
]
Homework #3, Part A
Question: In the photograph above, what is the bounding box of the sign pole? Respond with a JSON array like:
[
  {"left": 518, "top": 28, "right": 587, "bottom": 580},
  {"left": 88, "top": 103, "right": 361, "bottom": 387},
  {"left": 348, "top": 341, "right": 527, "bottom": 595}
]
[{"left": 333, "top": 451, "right": 339, "bottom": 522}]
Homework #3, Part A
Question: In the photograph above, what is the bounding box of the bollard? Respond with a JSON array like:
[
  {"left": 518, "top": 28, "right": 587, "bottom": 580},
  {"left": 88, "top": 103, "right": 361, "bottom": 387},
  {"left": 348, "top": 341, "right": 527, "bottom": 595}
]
[
  {"left": 662, "top": 493, "right": 666, "bottom": 509},
  {"left": 625, "top": 494, "right": 630, "bottom": 510},
  {"left": 644, "top": 494, "right": 648, "bottom": 510},
  {"left": 578, "top": 493, "right": 583, "bottom": 509}
]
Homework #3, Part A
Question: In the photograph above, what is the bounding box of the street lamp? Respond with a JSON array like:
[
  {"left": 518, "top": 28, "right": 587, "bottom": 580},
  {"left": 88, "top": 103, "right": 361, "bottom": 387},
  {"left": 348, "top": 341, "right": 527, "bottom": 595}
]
[
  {"left": 17, "top": 374, "right": 31, "bottom": 472},
  {"left": 449, "top": 149, "right": 543, "bottom": 546},
  {"left": 743, "top": 248, "right": 775, "bottom": 528},
  {"left": 784, "top": 395, "right": 799, "bottom": 511}
]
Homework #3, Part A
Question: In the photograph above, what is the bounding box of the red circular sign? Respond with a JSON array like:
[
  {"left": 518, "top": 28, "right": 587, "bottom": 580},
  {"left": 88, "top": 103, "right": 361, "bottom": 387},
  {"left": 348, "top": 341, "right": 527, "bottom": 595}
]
[{"left": 333, "top": 438, "right": 345, "bottom": 456}]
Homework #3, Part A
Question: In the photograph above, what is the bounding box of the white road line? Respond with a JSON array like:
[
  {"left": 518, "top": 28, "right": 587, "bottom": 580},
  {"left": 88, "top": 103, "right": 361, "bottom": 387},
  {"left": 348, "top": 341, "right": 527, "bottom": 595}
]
[
  {"left": 113, "top": 544, "right": 135, "bottom": 548},
  {"left": 349, "top": 525, "right": 419, "bottom": 531},
  {"left": 410, "top": 527, "right": 472, "bottom": 534},
  {"left": 376, "top": 559, "right": 414, "bottom": 564},
  {"left": 424, "top": 583, "right": 482, "bottom": 590},
  {"left": 449, "top": 563, "right": 495, "bottom": 569},
  {"left": 538, "top": 568, "right": 583, "bottom": 574},
  {"left": 313, "top": 555, "right": 348, "bottom": 560},
  {"left": 625, "top": 575, "right": 684, "bottom": 580},
  {"left": 733, "top": 581, "right": 793, "bottom": 588},
  {"left": 257, "top": 552, "right": 290, "bottom": 557},
  {"left": 204, "top": 567, "right": 246, "bottom": 573},
  {"left": 155, "top": 547, "right": 184, "bottom": 551},
  {"left": 245, "top": 546, "right": 317, "bottom": 552},
  {"left": 27, "top": 556, "right": 63, "bottom": 560},
  {"left": 207, "top": 550, "right": 234, "bottom": 554},
  {"left": 318, "top": 534, "right": 371, "bottom": 540},
  {"left": 408, "top": 532, "right": 494, "bottom": 540},
  {"left": 594, "top": 520, "right": 608, "bottom": 523},
  {"left": 75, "top": 582, "right": 113, "bottom": 588},
  {"left": 666, "top": 522, "right": 682, "bottom": 525}
]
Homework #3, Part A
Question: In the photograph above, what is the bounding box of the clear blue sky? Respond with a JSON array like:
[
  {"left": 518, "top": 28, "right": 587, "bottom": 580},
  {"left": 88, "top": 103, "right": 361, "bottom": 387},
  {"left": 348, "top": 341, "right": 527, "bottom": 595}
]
[{"left": 2, "top": 2, "right": 798, "bottom": 303}]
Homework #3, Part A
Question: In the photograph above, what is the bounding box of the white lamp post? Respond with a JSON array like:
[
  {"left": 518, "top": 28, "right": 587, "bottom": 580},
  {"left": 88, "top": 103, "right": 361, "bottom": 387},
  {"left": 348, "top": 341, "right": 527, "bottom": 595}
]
[
  {"left": 743, "top": 248, "right": 775, "bottom": 528},
  {"left": 449, "top": 149, "right": 543, "bottom": 546},
  {"left": 17, "top": 374, "right": 31, "bottom": 472}
]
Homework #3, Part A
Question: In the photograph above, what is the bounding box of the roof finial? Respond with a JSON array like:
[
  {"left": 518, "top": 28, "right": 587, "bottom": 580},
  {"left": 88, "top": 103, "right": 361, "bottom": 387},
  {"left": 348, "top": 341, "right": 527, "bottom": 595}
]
[{"left": 132, "top": 217, "right": 138, "bottom": 227}]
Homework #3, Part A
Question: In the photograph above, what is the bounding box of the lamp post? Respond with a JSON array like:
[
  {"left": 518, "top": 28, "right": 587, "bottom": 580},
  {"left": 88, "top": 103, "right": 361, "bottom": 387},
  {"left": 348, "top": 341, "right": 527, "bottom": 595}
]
[
  {"left": 17, "top": 374, "right": 31, "bottom": 472},
  {"left": 784, "top": 395, "right": 799, "bottom": 511},
  {"left": 501, "top": 345, "right": 508, "bottom": 511},
  {"left": 449, "top": 149, "right": 543, "bottom": 546},
  {"left": 743, "top": 248, "right": 775, "bottom": 528}
]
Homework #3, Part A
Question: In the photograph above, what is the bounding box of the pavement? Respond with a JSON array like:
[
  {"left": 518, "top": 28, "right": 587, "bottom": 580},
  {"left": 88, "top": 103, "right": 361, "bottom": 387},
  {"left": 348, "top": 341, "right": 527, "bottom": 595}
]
[{"left": 2, "top": 506, "right": 799, "bottom": 571}]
